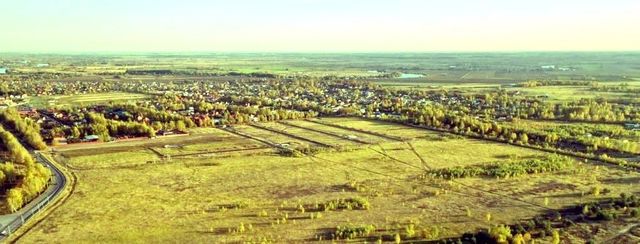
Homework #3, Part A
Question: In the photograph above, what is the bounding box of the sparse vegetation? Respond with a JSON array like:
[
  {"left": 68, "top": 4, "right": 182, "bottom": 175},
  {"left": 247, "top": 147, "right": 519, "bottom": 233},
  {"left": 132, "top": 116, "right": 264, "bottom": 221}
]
[
  {"left": 2, "top": 53, "right": 639, "bottom": 243},
  {"left": 333, "top": 224, "right": 376, "bottom": 239},
  {"left": 427, "top": 154, "right": 574, "bottom": 179},
  {"left": 319, "top": 197, "right": 370, "bottom": 211}
]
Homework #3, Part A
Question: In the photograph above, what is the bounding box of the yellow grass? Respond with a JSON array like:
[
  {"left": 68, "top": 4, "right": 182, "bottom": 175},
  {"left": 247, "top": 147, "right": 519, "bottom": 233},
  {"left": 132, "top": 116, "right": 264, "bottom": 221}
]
[{"left": 18, "top": 119, "right": 640, "bottom": 243}]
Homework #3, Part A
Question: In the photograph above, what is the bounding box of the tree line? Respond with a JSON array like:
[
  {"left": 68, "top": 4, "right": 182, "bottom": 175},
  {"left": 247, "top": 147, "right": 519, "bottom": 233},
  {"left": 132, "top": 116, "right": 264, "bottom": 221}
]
[
  {"left": 85, "top": 113, "right": 157, "bottom": 141},
  {"left": 0, "top": 108, "right": 47, "bottom": 150},
  {"left": 518, "top": 80, "right": 596, "bottom": 87},
  {"left": 370, "top": 103, "right": 638, "bottom": 168},
  {"left": 426, "top": 155, "right": 573, "bottom": 179},
  {"left": 0, "top": 124, "right": 51, "bottom": 213}
]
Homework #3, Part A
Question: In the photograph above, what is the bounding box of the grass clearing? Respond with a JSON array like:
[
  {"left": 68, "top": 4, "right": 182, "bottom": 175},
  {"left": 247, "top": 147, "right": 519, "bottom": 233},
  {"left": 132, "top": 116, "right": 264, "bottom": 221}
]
[
  {"left": 28, "top": 92, "right": 151, "bottom": 108},
  {"left": 313, "top": 117, "right": 444, "bottom": 140},
  {"left": 19, "top": 118, "right": 640, "bottom": 243},
  {"left": 232, "top": 124, "right": 314, "bottom": 148},
  {"left": 282, "top": 120, "right": 391, "bottom": 144},
  {"left": 504, "top": 86, "right": 640, "bottom": 103},
  {"left": 259, "top": 122, "right": 361, "bottom": 148}
]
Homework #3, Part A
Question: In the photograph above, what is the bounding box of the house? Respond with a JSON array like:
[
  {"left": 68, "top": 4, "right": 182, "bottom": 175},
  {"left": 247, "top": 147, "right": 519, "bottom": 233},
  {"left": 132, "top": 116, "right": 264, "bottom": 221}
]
[
  {"left": 0, "top": 68, "right": 7, "bottom": 74},
  {"left": 345, "top": 135, "right": 358, "bottom": 140},
  {"left": 157, "top": 130, "right": 175, "bottom": 136},
  {"left": 84, "top": 135, "right": 100, "bottom": 142},
  {"left": 36, "top": 63, "right": 50, "bottom": 68},
  {"left": 276, "top": 143, "right": 291, "bottom": 148},
  {"left": 541, "top": 65, "right": 556, "bottom": 70},
  {"left": 53, "top": 137, "right": 68, "bottom": 145},
  {"left": 625, "top": 123, "right": 640, "bottom": 131}
]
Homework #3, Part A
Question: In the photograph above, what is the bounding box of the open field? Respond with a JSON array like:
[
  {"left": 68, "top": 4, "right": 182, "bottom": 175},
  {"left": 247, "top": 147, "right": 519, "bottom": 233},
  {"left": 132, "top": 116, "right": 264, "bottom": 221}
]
[
  {"left": 281, "top": 120, "right": 390, "bottom": 144},
  {"left": 256, "top": 122, "right": 362, "bottom": 148},
  {"left": 28, "top": 92, "right": 151, "bottom": 108},
  {"left": 504, "top": 85, "right": 640, "bottom": 103},
  {"left": 18, "top": 118, "right": 640, "bottom": 243},
  {"left": 310, "top": 117, "right": 444, "bottom": 140},
  {"left": 231, "top": 124, "right": 316, "bottom": 148},
  {"left": 374, "top": 79, "right": 640, "bottom": 99},
  {"left": 6, "top": 52, "right": 640, "bottom": 80},
  {"left": 502, "top": 119, "right": 640, "bottom": 155}
]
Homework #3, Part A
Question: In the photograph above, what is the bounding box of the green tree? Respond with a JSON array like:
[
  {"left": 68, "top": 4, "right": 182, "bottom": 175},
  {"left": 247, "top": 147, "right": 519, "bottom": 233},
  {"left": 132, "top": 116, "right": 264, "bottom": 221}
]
[
  {"left": 71, "top": 126, "right": 81, "bottom": 138},
  {"left": 551, "top": 230, "right": 560, "bottom": 244},
  {"left": 6, "top": 188, "right": 24, "bottom": 212},
  {"left": 175, "top": 120, "right": 187, "bottom": 132}
]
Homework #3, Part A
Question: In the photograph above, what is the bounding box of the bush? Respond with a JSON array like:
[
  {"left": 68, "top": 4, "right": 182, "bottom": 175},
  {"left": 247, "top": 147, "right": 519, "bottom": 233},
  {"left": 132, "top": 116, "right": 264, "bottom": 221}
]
[
  {"left": 320, "top": 197, "right": 370, "bottom": 211},
  {"left": 428, "top": 154, "right": 573, "bottom": 179},
  {"left": 595, "top": 210, "right": 616, "bottom": 221},
  {"left": 488, "top": 225, "right": 512, "bottom": 243},
  {"left": 334, "top": 224, "right": 376, "bottom": 239}
]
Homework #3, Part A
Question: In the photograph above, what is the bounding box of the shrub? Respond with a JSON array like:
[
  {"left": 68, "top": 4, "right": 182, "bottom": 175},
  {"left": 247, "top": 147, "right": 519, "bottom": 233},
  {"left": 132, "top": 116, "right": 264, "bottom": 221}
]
[
  {"left": 427, "top": 154, "right": 573, "bottom": 179},
  {"left": 488, "top": 225, "right": 512, "bottom": 243},
  {"left": 334, "top": 224, "right": 376, "bottom": 239},
  {"left": 595, "top": 210, "right": 616, "bottom": 221},
  {"left": 552, "top": 230, "right": 560, "bottom": 244},
  {"left": 321, "top": 197, "right": 370, "bottom": 211},
  {"left": 591, "top": 185, "right": 602, "bottom": 196}
]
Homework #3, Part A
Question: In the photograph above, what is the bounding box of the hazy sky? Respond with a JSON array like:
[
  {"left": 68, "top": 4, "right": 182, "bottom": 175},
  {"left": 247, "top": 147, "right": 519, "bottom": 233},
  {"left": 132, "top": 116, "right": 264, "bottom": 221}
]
[{"left": 2, "top": 0, "right": 639, "bottom": 52}]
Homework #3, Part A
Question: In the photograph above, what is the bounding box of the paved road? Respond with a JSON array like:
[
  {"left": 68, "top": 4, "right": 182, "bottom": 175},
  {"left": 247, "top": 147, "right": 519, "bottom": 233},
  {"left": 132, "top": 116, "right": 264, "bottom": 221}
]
[{"left": 0, "top": 151, "right": 67, "bottom": 241}]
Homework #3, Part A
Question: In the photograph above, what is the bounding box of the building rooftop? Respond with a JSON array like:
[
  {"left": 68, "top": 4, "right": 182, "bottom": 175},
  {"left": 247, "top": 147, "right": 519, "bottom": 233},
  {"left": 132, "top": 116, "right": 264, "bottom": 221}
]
[{"left": 84, "top": 135, "right": 100, "bottom": 140}]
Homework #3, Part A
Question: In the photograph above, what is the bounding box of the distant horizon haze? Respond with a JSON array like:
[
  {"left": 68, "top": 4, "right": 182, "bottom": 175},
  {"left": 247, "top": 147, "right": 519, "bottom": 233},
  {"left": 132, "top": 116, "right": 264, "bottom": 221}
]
[{"left": 2, "top": 0, "right": 639, "bottom": 53}]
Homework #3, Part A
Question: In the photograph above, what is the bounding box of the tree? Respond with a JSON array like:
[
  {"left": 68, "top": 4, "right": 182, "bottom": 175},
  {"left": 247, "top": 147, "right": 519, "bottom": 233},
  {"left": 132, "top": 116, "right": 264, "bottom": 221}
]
[
  {"left": 175, "top": 120, "right": 187, "bottom": 132},
  {"left": 0, "top": 108, "right": 47, "bottom": 149},
  {"left": 71, "top": 126, "right": 81, "bottom": 138},
  {"left": 6, "top": 188, "right": 24, "bottom": 212},
  {"left": 0, "top": 163, "right": 16, "bottom": 182},
  {"left": 394, "top": 233, "right": 401, "bottom": 244},
  {"left": 512, "top": 233, "right": 525, "bottom": 244},
  {"left": 551, "top": 230, "right": 560, "bottom": 244},
  {"left": 519, "top": 133, "right": 529, "bottom": 144},
  {"left": 489, "top": 225, "right": 512, "bottom": 243},
  {"left": 0, "top": 170, "right": 5, "bottom": 186},
  {"left": 509, "top": 133, "right": 518, "bottom": 142}
]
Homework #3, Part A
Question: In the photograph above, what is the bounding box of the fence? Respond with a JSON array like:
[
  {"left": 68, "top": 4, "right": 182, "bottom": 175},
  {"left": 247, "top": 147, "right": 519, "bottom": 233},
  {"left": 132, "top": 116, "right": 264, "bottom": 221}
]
[{"left": 0, "top": 153, "right": 65, "bottom": 239}]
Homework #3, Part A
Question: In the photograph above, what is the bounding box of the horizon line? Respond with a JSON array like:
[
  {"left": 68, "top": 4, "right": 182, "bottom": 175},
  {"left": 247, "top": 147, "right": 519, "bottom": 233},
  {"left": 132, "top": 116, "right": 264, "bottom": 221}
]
[{"left": 2, "top": 50, "right": 640, "bottom": 55}]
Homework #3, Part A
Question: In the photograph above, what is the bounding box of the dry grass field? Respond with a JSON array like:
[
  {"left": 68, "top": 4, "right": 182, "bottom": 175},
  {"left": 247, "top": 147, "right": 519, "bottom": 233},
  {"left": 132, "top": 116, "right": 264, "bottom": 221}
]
[
  {"left": 18, "top": 118, "right": 640, "bottom": 243},
  {"left": 28, "top": 92, "right": 151, "bottom": 108}
]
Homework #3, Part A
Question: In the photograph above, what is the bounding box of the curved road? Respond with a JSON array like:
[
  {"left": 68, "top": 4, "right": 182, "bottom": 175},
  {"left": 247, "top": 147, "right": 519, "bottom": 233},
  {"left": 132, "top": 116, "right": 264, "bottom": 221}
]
[{"left": 0, "top": 151, "right": 67, "bottom": 241}]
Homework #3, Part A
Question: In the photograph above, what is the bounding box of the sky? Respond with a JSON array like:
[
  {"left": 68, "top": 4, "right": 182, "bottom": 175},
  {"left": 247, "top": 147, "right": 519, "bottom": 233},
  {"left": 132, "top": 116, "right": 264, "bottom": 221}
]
[{"left": 1, "top": 0, "right": 639, "bottom": 53}]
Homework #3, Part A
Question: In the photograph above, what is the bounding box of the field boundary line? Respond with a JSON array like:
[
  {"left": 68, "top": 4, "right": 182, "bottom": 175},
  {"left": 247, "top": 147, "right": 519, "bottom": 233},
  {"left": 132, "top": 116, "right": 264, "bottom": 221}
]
[
  {"left": 406, "top": 141, "right": 432, "bottom": 170},
  {"left": 4, "top": 152, "right": 77, "bottom": 243},
  {"left": 305, "top": 118, "right": 408, "bottom": 142},
  {"left": 248, "top": 123, "right": 334, "bottom": 148},
  {"left": 358, "top": 117, "right": 640, "bottom": 172},
  {"left": 170, "top": 146, "right": 272, "bottom": 158},
  {"left": 277, "top": 121, "right": 371, "bottom": 145},
  {"left": 311, "top": 155, "right": 405, "bottom": 181},
  {"left": 218, "top": 126, "right": 279, "bottom": 148},
  {"left": 367, "top": 146, "right": 423, "bottom": 170},
  {"left": 147, "top": 147, "right": 166, "bottom": 157}
]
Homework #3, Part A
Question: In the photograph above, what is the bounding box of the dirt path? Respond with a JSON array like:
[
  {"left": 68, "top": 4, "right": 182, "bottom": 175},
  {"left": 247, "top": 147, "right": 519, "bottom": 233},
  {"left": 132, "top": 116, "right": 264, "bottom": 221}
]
[
  {"left": 603, "top": 223, "right": 640, "bottom": 243},
  {"left": 406, "top": 141, "right": 432, "bottom": 170},
  {"left": 278, "top": 121, "right": 371, "bottom": 145},
  {"left": 305, "top": 119, "right": 407, "bottom": 142}
]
